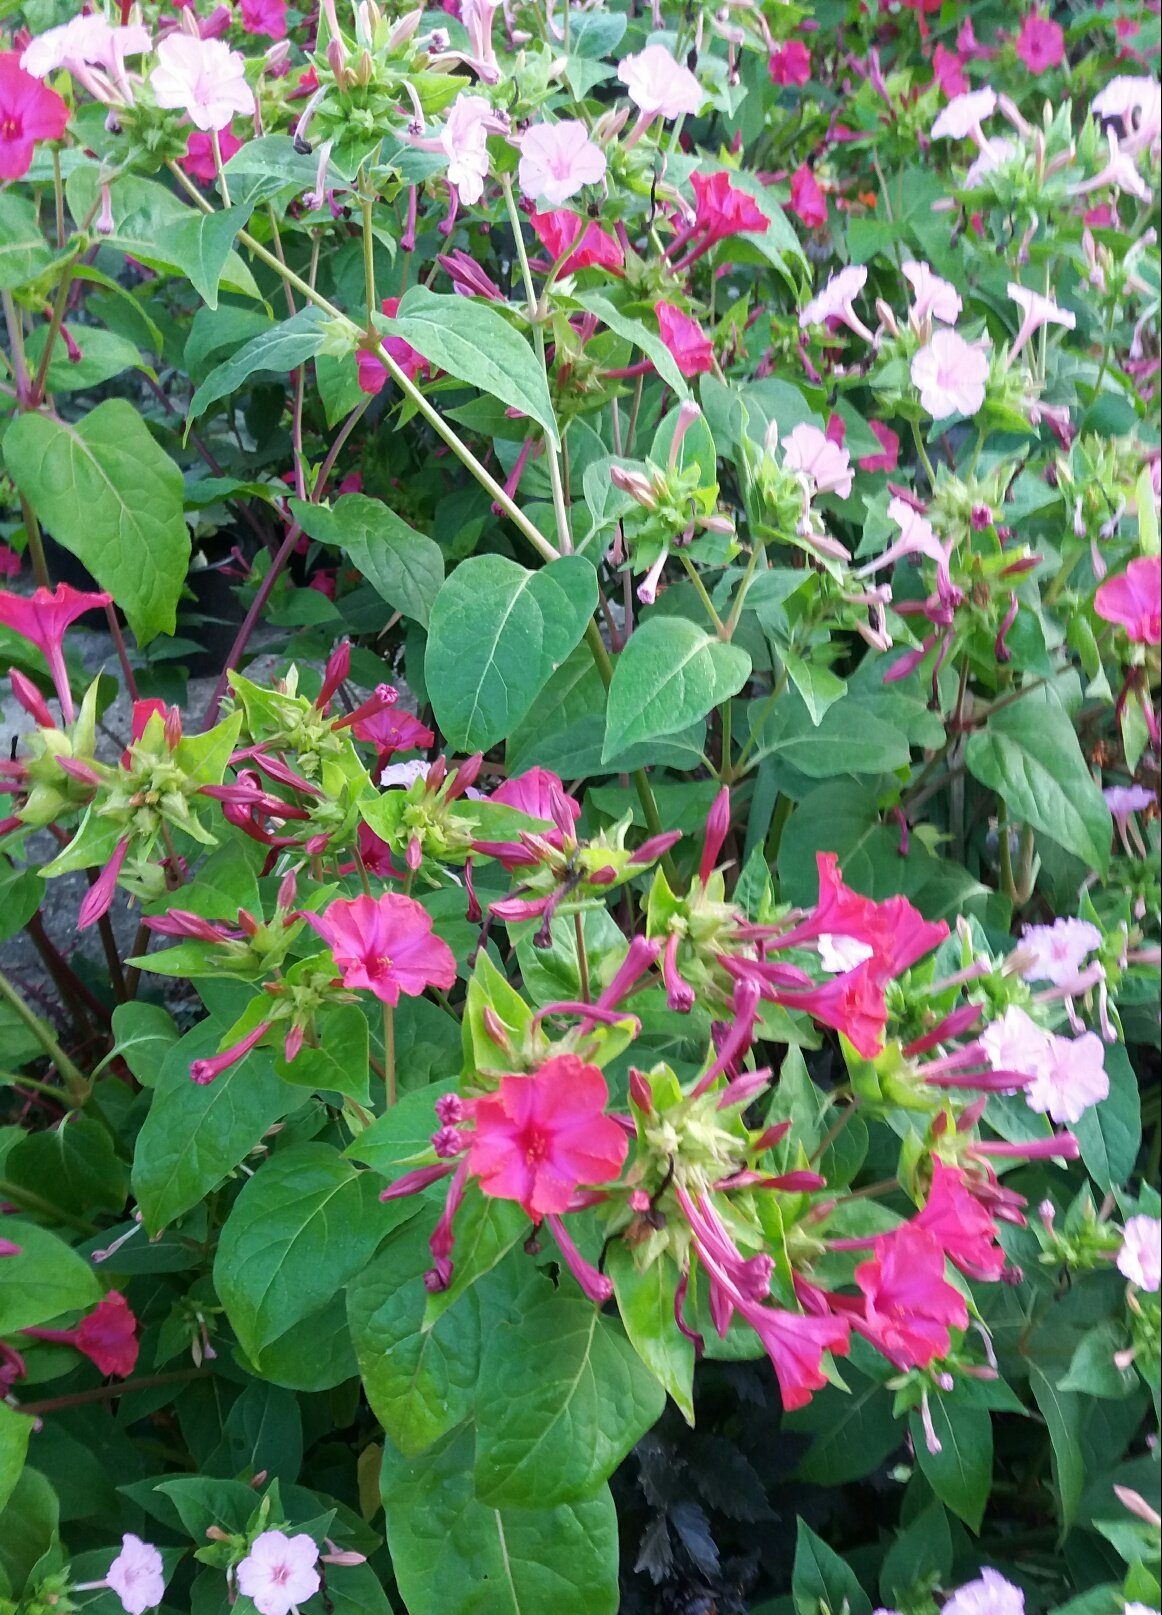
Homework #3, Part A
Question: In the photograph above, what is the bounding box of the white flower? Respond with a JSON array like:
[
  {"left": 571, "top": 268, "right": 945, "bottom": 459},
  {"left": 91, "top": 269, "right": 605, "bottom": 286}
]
[
  {"left": 911, "top": 329, "right": 989, "bottom": 419},
  {"left": 1024, "top": 1031, "right": 1109, "bottom": 1125},
  {"left": 1117, "top": 1215, "right": 1161, "bottom": 1292},
  {"left": 903, "top": 259, "right": 962, "bottom": 326},
  {"left": 617, "top": 43, "right": 703, "bottom": 120},
  {"left": 518, "top": 119, "right": 607, "bottom": 205},
  {"left": 931, "top": 87, "right": 998, "bottom": 144},
  {"left": 817, "top": 934, "right": 874, "bottom": 973},
  {"left": 150, "top": 34, "right": 252, "bottom": 132}
]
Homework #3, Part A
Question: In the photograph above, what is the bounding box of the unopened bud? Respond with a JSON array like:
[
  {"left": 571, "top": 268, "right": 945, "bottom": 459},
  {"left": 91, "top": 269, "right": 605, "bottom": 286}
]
[{"left": 482, "top": 1007, "right": 510, "bottom": 1050}]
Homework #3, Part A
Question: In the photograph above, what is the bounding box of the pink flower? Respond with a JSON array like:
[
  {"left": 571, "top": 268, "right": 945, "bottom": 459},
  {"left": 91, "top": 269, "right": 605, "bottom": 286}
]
[
  {"left": 655, "top": 301, "right": 715, "bottom": 376},
  {"left": 903, "top": 259, "right": 962, "bottom": 326},
  {"left": 358, "top": 296, "right": 431, "bottom": 394},
  {"left": 24, "top": 1291, "right": 138, "bottom": 1377},
  {"left": 932, "top": 43, "right": 968, "bottom": 98},
  {"left": 104, "top": 1534, "right": 166, "bottom": 1614},
  {"left": 150, "top": 35, "right": 251, "bottom": 132},
  {"left": 473, "top": 767, "right": 580, "bottom": 868},
  {"left": 858, "top": 420, "right": 899, "bottom": 473},
  {"left": 980, "top": 1005, "right": 1051, "bottom": 1076},
  {"left": 438, "top": 93, "right": 506, "bottom": 204},
  {"left": 799, "top": 265, "right": 875, "bottom": 343},
  {"left": 930, "top": 86, "right": 998, "bottom": 145},
  {"left": 689, "top": 171, "right": 768, "bottom": 244},
  {"left": 21, "top": 16, "right": 151, "bottom": 81},
  {"left": 747, "top": 1306, "right": 850, "bottom": 1412},
  {"left": 1118, "top": 1215, "right": 1161, "bottom": 1292},
  {"left": 352, "top": 703, "right": 434, "bottom": 758},
  {"left": 240, "top": 0, "right": 287, "bottom": 37},
  {"left": 854, "top": 1223, "right": 968, "bottom": 1368},
  {"left": 0, "top": 51, "right": 69, "bottom": 179},
  {"left": 1091, "top": 77, "right": 1162, "bottom": 159},
  {"left": 943, "top": 1570, "right": 1025, "bottom": 1615},
  {"left": 467, "top": 1053, "right": 628, "bottom": 1220},
  {"left": 1095, "top": 557, "right": 1161, "bottom": 644},
  {"left": 181, "top": 124, "right": 243, "bottom": 182},
  {"left": 303, "top": 892, "right": 457, "bottom": 1006},
  {"left": 1015, "top": 12, "right": 1064, "bottom": 74},
  {"left": 529, "top": 209, "right": 624, "bottom": 274},
  {"left": 913, "top": 1160, "right": 1005, "bottom": 1279},
  {"left": 911, "top": 328, "right": 989, "bottom": 419},
  {"left": 236, "top": 1531, "right": 321, "bottom": 1615},
  {"left": 0, "top": 583, "right": 111, "bottom": 723},
  {"left": 1020, "top": 917, "right": 1102, "bottom": 985},
  {"left": 1025, "top": 1031, "right": 1109, "bottom": 1125},
  {"left": 789, "top": 163, "right": 827, "bottom": 227},
  {"left": 1007, "top": 282, "right": 1076, "bottom": 360},
  {"left": 617, "top": 43, "right": 703, "bottom": 119},
  {"left": 518, "top": 119, "right": 606, "bottom": 205},
  {"left": 783, "top": 422, "right": 853, "bottom": 497},
  {"left": 768, "top": 41, "right": 811, "bottom": 86}
]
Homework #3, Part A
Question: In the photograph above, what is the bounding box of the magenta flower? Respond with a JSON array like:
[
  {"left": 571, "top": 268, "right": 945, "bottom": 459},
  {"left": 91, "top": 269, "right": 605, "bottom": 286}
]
[
  {"left": 617, "top": 43, "right": 703, "bottom": 120},
  {"left": 0, "top": 583, "right": 111, "bottom": 723},
  {"left": 529, "top": 209, "right": 624, "bottom": 274},
  {"left": 911, "top": 328, "right": 989, "bottom": 419},
  {"left": 181, "top": 125, "right": 243, "bottom": 182},
  {"left": 689, "top": 171, "right": 768, "bottom": 245},
  {"left": 1118, "top": 1215, "right": 1161, "bottom": 1292},
  {"left": 768, "top": 41, "right": 811, "bottom": 86},
  {"left": 655, "top": 301, "right": 715, "bottom": 376},
  {"left": 742, "top": 1304, "right": 849, "bottom": 1412},
  {"left": 467, "top": 1053, "right": 628, "bottom": 1221},
  {"left": 518, "top": 119, "right": 607, "bottom": 205},
  {"left": 1019, "top": 917, "right": 1102, "bottom": 986},
  {"left": 1015, "top": 12, "right": 1064, "bottom": 74},
  {"left": 913, "top": 1160, "right": 1005, "bottom": 1279},
  {"left": 1095, "top": 556, "right": 1161, "bottom": 645},
  {"left": 304, "top": 893, "right": 456, "bottom": 1006},
  {"left": 789, "top": 163, "right": 827, "bottom": 228},
  {"left": 932, "top": 43, "right": 968, "bottom": 98},
  {"left": 351, "top": 703, "right": 435, "bottom": 759},
  {"left": 26, "top": 1290, "right": 139, "bottom": 1376},
  {"left": 858, "top": 420, "right": 899, "bottom": 473},
  {"left": 150, "top": 35, "right": 252, "bottom": 132},
  {"left": 473, "top": 766, "right": 580, "bottom": 869},
  {"left": 0, "top": 51, "right": 69, "bottom": 178},
  {"left": 240, "top": 0, "right": 287, "bottom": 38},
  {"left": 236, "top": 1531, "right": 320, "bottom": 1615},
  {"left": 854, "top": 1223, "right": 968, "bottom": 1369}
]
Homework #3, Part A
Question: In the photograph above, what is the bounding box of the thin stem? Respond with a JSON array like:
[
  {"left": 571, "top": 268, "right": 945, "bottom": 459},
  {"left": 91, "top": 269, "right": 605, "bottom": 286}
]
[
  {"left": 104, "top": 604, "right": 139, "bottom": 701},
  {"left": 18, "top": 1366, "right": 212, "bottom": 1416},
  {"left": 910, "top": 420, "right": 937, "bottom": 490},
  {"left": 0, "top": 1177, "right": 96, "bottom": 1234},
  {"left": 574, "top": 910, "right": 590, "bottom": 1002},
  {"left": 383, "top": 1002, "right": 396, "bottom": 1107},
  {"left": 17, "top": 494, "right": 50, "bottom": 589},
  {"left": 360, "top": 177, "right": 377, "bottom": 320},
  {"left": 52, "top": 148, "right": 66, "bottom": 248},
  {"left": 0, "top": 1070, "right": 76, "bottom": 1105},
  {"left": 212, "top": 129, "right": 232, "bottom": 206},
  {"left": 202, "top": 521, "right": 303, "bottom": 727},
  {"left": 2, "top": 291, "right": 30, "bottom": 404},
  {"left": 30, "top": 262, "right": 77, "bottom": 406},
  {"left": 678, "top": 551, "right": 726, "bottom": 636},
  {"left": 0, "top": 970, "right": 89, "bottom": 1102}
]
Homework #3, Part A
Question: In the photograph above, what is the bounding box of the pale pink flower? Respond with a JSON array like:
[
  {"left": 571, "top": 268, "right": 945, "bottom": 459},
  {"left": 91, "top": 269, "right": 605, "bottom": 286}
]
[
  {"left": 236, "top": 1532, "right": 320, "bottom": 1615},
  {"left": 931, "top": 86, "right": 998, "bottom": 146},
  {"left": 75, "top": 1534, "right": 165, "bottom": 1615},
  {"left": 150, "top": 34, "right": 251, "bottom": 131},
  {"left": 782, "top": 422, "right": 854, "bottom": 498},
  {"left": 22, "top": 15, "right": 150, "bottom": 80},
  {"left": 439, "top": 92, "right": 505, "bottom": 204},
  {"left": 817, "top": 934, "right": 874, "bottom": 973},
  {"left": 1072, "top": 126, "right": 1153, "bottom": 204},
  {"left": 1020, "top": 917, "right": 1102, "bottom": 986},
  {"left": 1117, "top": 1215, "right": 1161, "bottom": 1292},
  {"left": 964, "top": 136, "right": 1015, "bottom": 186},
  {"left": 980, "top": 1005, "right": 1052, "bottom": 1076},
  {"left": 1007, "top": 282, "right": 1076, "bottom": 361},
  {"left": 911, "top": 328, "right": 989, "bottom": 419},
  {"left": 1091, "top": 76, "right": 1162, "bottom": 159},
  {"left": 903, "top": 260, "right": 961, "bottom": 326},
  {"left": 617, "top": 43, "right": 703, "bottom": 120},
  {"left": 1024, "top": 1030, "right": 1108, "bottom": 1125},
  {"left": 799, "top": 265, "right": 875, "bottom": 343},
  {"left": 943, "top": 1569, "right": 1025, "bottom": 1615},
  {"left": 518, "top": 119, "right": 606, "bottom": 204}
]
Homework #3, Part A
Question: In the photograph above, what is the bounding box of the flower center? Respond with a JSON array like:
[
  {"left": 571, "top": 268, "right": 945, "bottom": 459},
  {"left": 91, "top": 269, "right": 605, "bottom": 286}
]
[
  {"left": 0, "top": 115, "right": 21, "bottom": 141},
  {"left": 271, "top": 1564, "right": 292, "bottom": 1585},
  {"left": 523, "top": 1127, "right": 549, "bottom": 1164},
  {"left": 368, "top": 953, "right": 394, "bottom": 977}
]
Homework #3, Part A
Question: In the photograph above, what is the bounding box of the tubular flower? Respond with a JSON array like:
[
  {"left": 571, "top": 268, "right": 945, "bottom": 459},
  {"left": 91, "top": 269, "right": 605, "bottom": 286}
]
[
  {"left": 0, "top": 51, "right": 69, "bottom": 178},
  {"left": 0, "top": 584, "right": 111, "bottom": 723}
]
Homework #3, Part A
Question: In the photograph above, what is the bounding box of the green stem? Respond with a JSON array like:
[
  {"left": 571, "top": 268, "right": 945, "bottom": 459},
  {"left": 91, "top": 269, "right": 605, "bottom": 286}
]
[
  {"left": 0, "top": 970, "right": 89, "bottom": 1102},
  {"left": 30, "top": 264, "right": 76, "bottom": 406},
  {"left": 911, "top": 420, "right": 937, "bottom": 489},
  {"left": 0, "top": 1069, "right": 80, "bottom": 1105},
  {"left": 723, "top": 541, "right": 763, "bottom": 640},
  {"left": 383, "top": 1002, "right": 396, "bottom": 1107},
  {"left": 359, "top": 174, "right": 377, "bottom": 320},
  {"left": 678, "top": 551, "right": 725, "bottom": 636},
  {"left": 730, "top": 668, "right": 787, "bottom": 779},
  {"left": 17, "top": 494, "right": 50, "bottom": 589},
  {"left": 574, "top": 910, "right": 590, "bottom": 1002},
  {"left": 0, "top": 1178, "right": 97, "bottom": 1235}
]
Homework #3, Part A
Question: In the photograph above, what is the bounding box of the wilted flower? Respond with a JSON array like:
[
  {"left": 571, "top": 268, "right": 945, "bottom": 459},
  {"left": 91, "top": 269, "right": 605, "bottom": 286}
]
[{"left": 655, "top": 301, "right": 715, "bottom": 376}]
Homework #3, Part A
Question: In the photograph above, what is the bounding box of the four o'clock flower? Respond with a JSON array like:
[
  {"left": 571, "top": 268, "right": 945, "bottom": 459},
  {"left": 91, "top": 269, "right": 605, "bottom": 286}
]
[
  {"left": 73, "top": 1534, "right": 166, "bottom": 1614},
  {"left": 529, "top": 208, "right": 624, "bottom": 275},
  {"left": 0, "top": 51, "right": 70, "bottom": 179},
  {"left": 913, "top": 1160, "right": 1007, "bottom": 1280},
  {"left": 150, "top": 34, "right": 252, "bottom": 131},
  {"left": 1117, "top": 1215, "right": 1161, "bottom": 1291},
  {"left": 655, "top": 301, "right": 715, "bottom": 376},
  {"left": 903, "top": 259, "right": 962, "bottom": 327},
  {"left": 303, "top": 892, "right": 456, "bottom": 1006},
  {"left": 0, "top": 583, "right": 111, "bottom": 723},
  {"left": 1019, "top": 917, "right": 1103, "bottom": 985},
  {"left": 799, "top": 265, "right": 875, "bottom": 343},
  {"left": 782, "top": 422, "right": 854, "bottom": 499},
  {"left": 789, "top": 162, "right": 827, "bottom": 228},
  {"left": 617, "top": 42, "right": 703, "bottom": 121},
  {"left": 768, "top": 40, "right": 811, "bottom": 86},
  {"left": 689, "top": 170, "right": 768, "bottom": 247},
  {"left": 25, "top": 1290, "right": 139, "bottom": 1377},
  {"left": 518, "top": 119, "right": 607, "bottom": 205},
  {"left": 930, "top": 85, "right": 999, "bottom": 148},
  {"left": 853, "top": 1223, "right": 969, "bottom": 1369},
  {"left": 236, "top": 1531, "right": 321, "bottom": 1615},
  {"left": 1015, "top": 11, "right": 1065, "bottom": 74},
  {"left": 1007, "top": 282, "right": 1076, "bottom": 361},
  {"left": 911, "top": 328, "right": 990, "bottom": 419},
  {"left": 1095, "top": 556, "right": 1162, "bottom": 644}
]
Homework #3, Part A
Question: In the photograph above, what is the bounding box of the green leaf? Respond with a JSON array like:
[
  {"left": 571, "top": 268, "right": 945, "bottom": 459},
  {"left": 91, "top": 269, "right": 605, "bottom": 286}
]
[
  {"left": 607, "top": 1245, "right": 695, "bottom": 1425},
  {"left": 792, "top": 1518, "right": 872, "bottom": 1615},
  {"left": 781, "top": 652, "right": 847, "bottom": 726},
  {"left": 187, "top": 309, "right": 329, "bottom": 424},
  {"left": 602, "top": 618, "right": 751, "bottom": 762},
  {"left": 292, "top": 493, "right": 444, "bottom": 626},
  {"left": 165, "top": 204, "right": 249, "bottom": 310},
  {"left": 381, "top": 1426, "right": 619, "bottom": 1615},
  {"left": 0, "top": 1221, "right": 101, "bottom": 1333},
  {"left": 1075, "top": 1044, "right": 1142, "bottom": 1194},
  {"left": 574, "top": 291, "right": 690, "bottom": 397},
  {"left": 746, "top": 687, "right": 910, "bottom": 778},
  {"left": 347, "top": 1222, "right": 481, "bottom": 1457},
  {"left": 390, "top": 287, "right": 560, "bottom": 447},
  {"left": 4, "top": 400, "right": 190, "bottom": 644},
  {"left": 0, "top": 1404, "right": 31, "bottom": 1517},
  {"left": 964, "top": 689, "right": 1112, "bottom": 873},
  {"left": 909, "top": 1391, "right": 992, "bottom": 1531},
  {"left": 22, "top": 324, "right": 144, "bottom": 395},
  {"left": 474, "top": 1296, "right": 665, "bottom": 1507},
  {"left": 1030, "top": 1365, "right": 1086, "bottom": 1535},
  {"left": 0, "top": 192, "right": 57, "bottom": 290},
  {"left": 131, "top": 1020, "right": 301, "bottom": 1235},
  {"left": 214, "top": 1142, "right": 400, "bottom": 1365},
  {"left": 275, "top": 1005, "right": 371, "bottom": 1105},
  {"left": 425, "top": 554, "right": 596, "bottom": 751},
  {"left": 6, "top": 1115, "right": 129, "bottom": 1218},
  {"left": 879, "top": 1501, "right": 952, "bottom": 1604}
]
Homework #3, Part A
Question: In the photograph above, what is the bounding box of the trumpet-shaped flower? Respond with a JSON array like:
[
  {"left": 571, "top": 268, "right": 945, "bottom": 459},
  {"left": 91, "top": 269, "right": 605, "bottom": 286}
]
[
  {"left": 303, "top": 892, "right": 456, "bottom": 1005},
  {"left": 0, "top": 583, "right": 111, "bottom": 723},
  {"left": 1019, "top": 917, "right": 1102, "bottom": 985},
  {"left": 0, "top": 51, "right": 69, "bottom": 179},
  {"left": 1007, "top": 283, "right": 1076, "bottom": 360},
  {"left": 854, "top": 1223, "right": 969, "bottom": 1369},
  {"left": 903, "top": 259, "right": 962, "bottom": 326},
  {"left": 655, "top": 302, "right": 715, "bottom": 375},
  {"left": 236, "top": 1531, "right": 321, "bottom": 1615},
  {"left": 931, "top": 86, "right": 998, "bottom": 145},
  {"left": 1118, "top": 1215, "right": 1161, "bottom": 1291},
  {"left": 1094, "top": 556, "right": 1161, "bottom": 644},
  {"left": 150, "top": 34, "right": 251, "bottom": 132},
  {"left": 518, "top": 119, "right": 606, "bottom": 204},
  {"left": 799, "top": 265, "right": 875, "bottom": 343},
  {"left": 782, "top": 422, "right": 854, "bottom": 498},
  {"left": 911, "top": 328, "right": 989, "bottom": 419},
  {"left": 617, "top": 43, "right": 703, "bottom": 120}
]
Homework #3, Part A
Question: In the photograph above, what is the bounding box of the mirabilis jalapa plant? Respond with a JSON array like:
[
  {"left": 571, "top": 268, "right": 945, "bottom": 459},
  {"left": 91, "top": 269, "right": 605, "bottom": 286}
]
[{"left": 0, "top": 0, "right": 1159, "bottom": 1608}]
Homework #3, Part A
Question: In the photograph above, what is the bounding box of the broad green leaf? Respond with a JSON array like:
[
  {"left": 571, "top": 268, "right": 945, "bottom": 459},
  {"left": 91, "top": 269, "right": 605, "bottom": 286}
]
[
  {"left": 292, "top": 493, "right": 444, "bottom": 626},
  {"left": 1030, "top": 1365, "right": 1086, "bottom": 1536},
  {"left": 347, "top": 1223, "right": 480, "bottom": 1457},
  {"left": 607, "top": 1245, "right": 695, "bottom": 1424},
  {"left": 188, "top": 308, "right": 330, "bottom": 424},
  {"left": 132, "top": 1020, "right": 301, "bottom": 1234},
  {"left": 0, "top": 1220, "right": 101, "bottom": 1333},
  {"left": 252, "top": 1300, "right": 359, "bottom": 1393},
  {"left": 391, "top": 286, "right": 560, "bottom": 447},
  {"left": 746, "top": 687, "right": 910, "bottom": 778},
  {"left": 4, "top": 400, "right": 190, "bottom": 644},
  {"left": 1075, "top": 1044, "right": 1141, "bottom": 1194},
  {"left": 792, "top": 1518, "right": 872, "bottom": 1615},
  {"left": 965, "top": 690, "right": 1112, "bottom": 873},
  {"left": 214, "top": 1142, "right": 401, "bottom": 1364},
  {"left": 781, "top": 652, "right": 847, "bottom": 725},
  {"left": 0, "top": 192, "right": 56, "bottom": 290},
  {"left": 879, "top": 1501, "right": 952, "bottom": 1604},
  {"left": 274, "top": 1004, "right": 371, "bottom": 1104},
  {"left": 909, "top": 1391, "right": 992, "bottom": 1531},
  {"left": 165, "top": 204, "right": 250, "bottom": 310},
  {"left": 381, "top": 1426, "right": 619, "bottom": 1615},
  {"left": 6, "top": 1115, "right": 129, "bottom": 1218},
  {"left": 0, "top": 1403, "right": 30, "bottom": 1517},
  {"left": 786, "top": 1369, "right": 901, "bottom": 1485},
  {"left": 574, "top": 291, "right": 690, "bottom": 397},
  {"left": 346, "top": 1077, "right": 457, "bottom": 1182},
  {"left": 475, "top": 1296, "right": 665, "bottom": 1507},
  {"left": 602, "top": 618, "right": 751, "bottom": 763},
  {"left": 22, "top": 324, "right": 144, "bottom": 395},
  {"left": 425, "top": 554, "right": 596, "bottom": 751}
]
